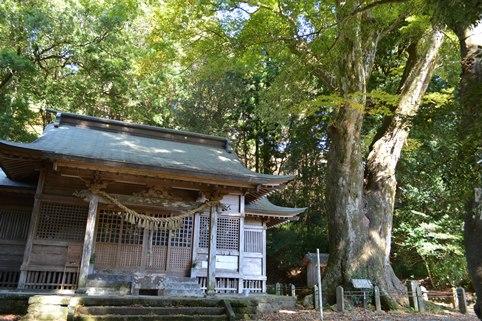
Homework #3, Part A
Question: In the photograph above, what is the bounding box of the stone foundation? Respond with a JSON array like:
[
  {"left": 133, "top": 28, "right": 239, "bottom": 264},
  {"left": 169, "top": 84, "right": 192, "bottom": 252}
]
[{"left": 0, "top": 292, "right": 296, "bottom": 321}]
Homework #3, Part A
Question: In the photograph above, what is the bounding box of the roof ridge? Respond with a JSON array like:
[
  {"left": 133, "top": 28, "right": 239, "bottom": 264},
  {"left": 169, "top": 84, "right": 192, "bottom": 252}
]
[{"left": 51, "top": 111, "right": 231, "bottom": 150}]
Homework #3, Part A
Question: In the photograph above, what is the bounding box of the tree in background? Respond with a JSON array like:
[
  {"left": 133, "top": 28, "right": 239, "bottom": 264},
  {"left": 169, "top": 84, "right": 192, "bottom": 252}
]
[
  {"left": 0, "top": 0, "right": 174, "bottom": 141},
  {"left": 155, "top": 0, "right": 446, "bottom": 306},
  {"left": 1, "top": 0, "right": 479, "bottom": 308}
]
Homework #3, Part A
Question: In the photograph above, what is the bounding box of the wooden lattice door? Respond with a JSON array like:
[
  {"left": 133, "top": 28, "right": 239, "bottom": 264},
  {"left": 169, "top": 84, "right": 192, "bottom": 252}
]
[
  {"left": 95, "top": 210, "right": 193, "bottom": 276},
  {"left": 146, "top": 215, "right": 193, "bottom": 276},
  {"left": 95, "top": 210, "right": 143, "bottom": 271}
]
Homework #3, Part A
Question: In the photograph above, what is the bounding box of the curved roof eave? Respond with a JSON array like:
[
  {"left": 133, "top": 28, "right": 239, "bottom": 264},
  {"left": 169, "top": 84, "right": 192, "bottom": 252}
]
[
  {"left": 0, "top": 140, "right": 294, "bottom": 187},
  {"left": 245, "top": 196, "right": 307, "bottom": 218}
]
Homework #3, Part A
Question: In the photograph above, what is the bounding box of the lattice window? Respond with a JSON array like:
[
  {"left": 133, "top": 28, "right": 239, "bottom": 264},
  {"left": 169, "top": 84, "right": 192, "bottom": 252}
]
[
  {"left": 96, "top": 210, "right": 144, "bottom": 244},
  {"left": 96, "top": 210, "right": 122, "bottom": 243},
  {"left": 243, "top": 279, "right": 264, "bottom": 293},
  {"left": 217, "top": 217, "right": 240, "bottom": 250},
  {"left": 199, "top": 215, "right": 209, "bottom": 248},
  {"left": 244, "top": 230, "right": 263, "bottom": 253},
  {"left": 198, "top": 215, "right": 240, "bottom": 250},
  {"left": 170, "top": 216, "right": 193, "bottom": 247},
  {"left": 0, "top": 207, "right": 31, "bottom": 241},
  {"left": 151, "top": 213, "right": 169, "bottom": 246},
  {"left": 121, "top": 219, "right": 144, "bottom": 245},
  {"left": 36, "top": 202, "right": 88, "bottom": 241}
]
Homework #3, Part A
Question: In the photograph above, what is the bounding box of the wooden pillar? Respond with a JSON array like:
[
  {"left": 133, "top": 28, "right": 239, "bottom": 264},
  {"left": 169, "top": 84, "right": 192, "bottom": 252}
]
[
  {"left": 191, "top": 213, "right": 201, "bottom": 276},
  {"left": 18, "top": 170, "right": 46, "bottom": 289},
  {"left": 78, "top": 194, "right": 99, "bottom": 289},
  {"left": 262, "top": 222, "right": 267, "bottom": 293},
  {"left": 206, "top": 205, "right": 218, "bottom": 295},
  {"left": 237, "top": 211, "right": 245, "bottom": 294}
]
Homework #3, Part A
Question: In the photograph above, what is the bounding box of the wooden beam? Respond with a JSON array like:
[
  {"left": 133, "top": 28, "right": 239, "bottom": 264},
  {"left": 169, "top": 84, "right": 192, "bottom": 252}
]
[
  {"left": 53, "top": 159, "right": 262, "bottom": 189},
  {"left": 17, "top": 169, "right": 46, "bottom": 289},
  {"left": 191, "top": 213, "right": 201, "bottom": 277},
  {"left": 78, "top": 194, "right": 99, "bottom": 289},
  {"left": 206, "top": 206, "right": 218, "bottom": 295},
  {"left": 55, "top": 165, "right": 246, "bottom": 195}
]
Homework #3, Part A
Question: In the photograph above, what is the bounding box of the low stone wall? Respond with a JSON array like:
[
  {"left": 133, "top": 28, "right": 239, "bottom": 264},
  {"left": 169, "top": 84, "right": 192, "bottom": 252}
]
[
  {"left": 0, "top": 292, "right": 31, "bottom": 315},
  {"left": 4, "top": 293, "right": 297, "bottom": 321}
]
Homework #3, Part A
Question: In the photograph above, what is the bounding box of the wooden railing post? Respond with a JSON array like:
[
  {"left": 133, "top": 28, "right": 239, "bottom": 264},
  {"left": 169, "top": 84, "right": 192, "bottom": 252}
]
[
  {"left": 416, "top": 285, "right": 426, "bottom": 313},
  {"left": 336, "top": 286, "right": 345, "bottom": 312},
  {"left": 451, "top": 287, "right": 458, "bottom": 310},
  {"left": 313, "top": 285, "right": 319, "bottom": 309},
  {"left": 374, "top": 286, "right": 381, "bottom": 312},
  {"left": 406, "top": 280, "right": 419, "bottom": 311},
  {"left": 290, "top": 284, "right": 296, "bottom": 297},
  {"left": 457, "top": 287, "right": 467, "bottom": 314}
]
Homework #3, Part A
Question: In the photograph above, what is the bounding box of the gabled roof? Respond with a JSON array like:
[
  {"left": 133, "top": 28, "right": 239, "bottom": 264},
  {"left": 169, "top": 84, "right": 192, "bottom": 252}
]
[{"left": 0, "top": 112, "right": 293, "bottom": 189}]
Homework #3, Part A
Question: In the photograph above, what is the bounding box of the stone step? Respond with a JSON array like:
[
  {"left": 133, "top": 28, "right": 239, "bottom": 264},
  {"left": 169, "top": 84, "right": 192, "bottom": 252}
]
[
  {"left": 74, "top": 314, "right": 228, "bottom": 321},
  {"left": 77, "top": 306, "right": 225, "bottom": 316},
  {"left": 162, "top": 282, "right": 200, "bottom": 288},
  {"left": 161, "top": 283, "right": 201, "bottom": 290},
  {"left": 77, "top": 296, "right": 223, "bottom": 307},
  {"left": 159, "top": 289, "right": 204, "bottom": 297}
]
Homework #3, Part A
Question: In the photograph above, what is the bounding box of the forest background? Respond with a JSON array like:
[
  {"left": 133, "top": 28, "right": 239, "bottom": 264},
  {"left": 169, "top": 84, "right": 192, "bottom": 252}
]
[{"left": 1, "top": 0, "right": 481, "bottom": 293}]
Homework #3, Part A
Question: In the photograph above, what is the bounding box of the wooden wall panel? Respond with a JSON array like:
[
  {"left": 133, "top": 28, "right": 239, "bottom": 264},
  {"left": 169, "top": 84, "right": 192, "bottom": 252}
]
[
  {"left": 29, "top": 243, "right": 67, "bottom": 267},
  {"left": 0, "top": 243, "right": 25, "bottom": 270}
]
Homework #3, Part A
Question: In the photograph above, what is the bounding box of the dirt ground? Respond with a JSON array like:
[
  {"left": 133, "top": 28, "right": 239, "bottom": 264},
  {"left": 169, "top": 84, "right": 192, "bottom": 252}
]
[
  {"left": 259, "top": 308, "right": 479, "bottom": 321},
  {"left": 1, "top": 309, "right": 479, "bottom": 321}
]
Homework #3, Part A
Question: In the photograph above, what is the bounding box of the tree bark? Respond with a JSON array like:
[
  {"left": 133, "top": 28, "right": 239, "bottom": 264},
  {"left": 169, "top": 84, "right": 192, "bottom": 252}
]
[
  {"left": 363, "top": 27, "right": 444, "bottom": 307},
  {"left": 457, "top": 18, "right": 482, "bottom": 319},
  {"left": 324, "top": 21, "right": 444, "bottom": 307},
  {"left": 323, "top": 0, "right": 368, "bottom": 301}
]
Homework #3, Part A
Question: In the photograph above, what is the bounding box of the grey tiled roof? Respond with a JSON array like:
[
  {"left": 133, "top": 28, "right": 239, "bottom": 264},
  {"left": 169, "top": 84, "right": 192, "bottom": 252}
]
[
  {"left": 0, "top": 113, "right": 293, "bottom": 185},
  {"left": 0, "top": 169, "right": 34, "bottom": 189},
  {"left": 245, "top": 196, "right": 306, "bottom": 217}
]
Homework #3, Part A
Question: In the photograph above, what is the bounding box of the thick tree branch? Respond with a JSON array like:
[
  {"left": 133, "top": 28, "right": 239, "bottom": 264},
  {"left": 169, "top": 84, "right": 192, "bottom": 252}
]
[
  {"left": 352, "top": 0, "right": 407, "bottom": 15},
  {"left": 366, "top": 26, "right": 445, "bottom": 186}
]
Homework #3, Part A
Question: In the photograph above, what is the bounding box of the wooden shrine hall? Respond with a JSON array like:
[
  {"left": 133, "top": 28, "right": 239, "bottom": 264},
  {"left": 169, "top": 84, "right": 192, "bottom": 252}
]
[{"left": 0, "top": 112, "right": 305, "bottom": 295}]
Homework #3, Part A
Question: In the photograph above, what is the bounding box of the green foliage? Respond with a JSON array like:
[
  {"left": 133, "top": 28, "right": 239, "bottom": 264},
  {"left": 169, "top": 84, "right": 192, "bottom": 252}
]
[
  {"left": 1, "top": 0, "right": 479, "bottom": 290},
  {"left": 393, "top": 92, "right": 475, "bottom": 287}
]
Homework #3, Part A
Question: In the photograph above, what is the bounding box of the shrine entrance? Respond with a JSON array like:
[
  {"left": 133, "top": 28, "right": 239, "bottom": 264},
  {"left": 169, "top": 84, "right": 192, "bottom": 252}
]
[{"left": 94, "top": 209, "right": 193, "bottom": 276}]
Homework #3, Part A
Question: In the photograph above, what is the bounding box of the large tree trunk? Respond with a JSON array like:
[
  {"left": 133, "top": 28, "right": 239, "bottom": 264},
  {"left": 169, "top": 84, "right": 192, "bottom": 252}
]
[
  {"left": 364, "top": 27, "right": 444, "bottom": 307},
  {"left": 457, "top": 18, "right": 482, "bottom": 319},
  {"left": 323, "top": 0, "right": 369, "bottom": 301},
  {"left": 324, "top": 22, "right": 444, "bottom": 307}
]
